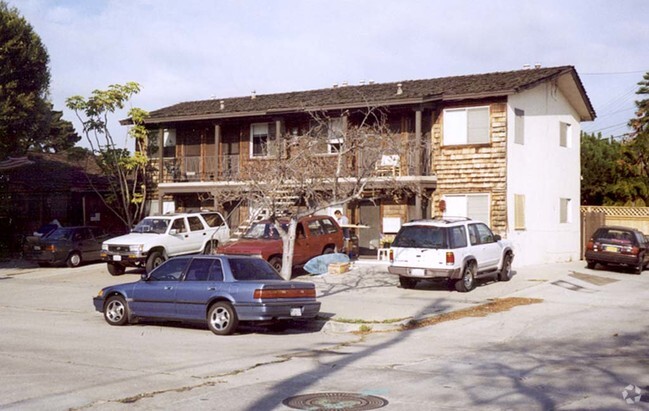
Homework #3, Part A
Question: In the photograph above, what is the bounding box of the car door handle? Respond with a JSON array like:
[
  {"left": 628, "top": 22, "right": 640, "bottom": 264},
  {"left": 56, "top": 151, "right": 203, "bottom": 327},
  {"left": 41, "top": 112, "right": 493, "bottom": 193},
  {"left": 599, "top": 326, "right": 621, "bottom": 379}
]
[
  {"left": 164, "top": 286, "right": 173, "bottom": 290},
  {"left": 207, "top": 287, "right": 216, "bottom": 291}
]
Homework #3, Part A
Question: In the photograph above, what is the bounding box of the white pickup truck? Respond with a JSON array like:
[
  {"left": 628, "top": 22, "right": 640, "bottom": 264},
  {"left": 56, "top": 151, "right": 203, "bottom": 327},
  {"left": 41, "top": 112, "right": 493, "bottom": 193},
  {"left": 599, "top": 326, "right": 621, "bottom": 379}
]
[{"left": 101, "top": 212, "right": 230, "bottom": 275}]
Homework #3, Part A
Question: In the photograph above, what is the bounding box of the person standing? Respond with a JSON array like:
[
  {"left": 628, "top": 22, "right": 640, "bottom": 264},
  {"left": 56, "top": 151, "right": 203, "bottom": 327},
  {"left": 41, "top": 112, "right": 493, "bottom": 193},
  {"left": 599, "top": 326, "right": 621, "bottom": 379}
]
[{"left": 334, "top": 210, "right": 350, "bottom": 239}]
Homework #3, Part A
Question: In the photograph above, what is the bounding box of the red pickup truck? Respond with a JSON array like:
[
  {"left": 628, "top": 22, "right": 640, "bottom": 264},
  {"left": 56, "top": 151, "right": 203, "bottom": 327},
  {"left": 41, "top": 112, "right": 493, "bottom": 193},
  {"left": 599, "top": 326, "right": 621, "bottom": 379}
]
[{"left": 218, "top": 215, "right": 344, "bottom": 271}]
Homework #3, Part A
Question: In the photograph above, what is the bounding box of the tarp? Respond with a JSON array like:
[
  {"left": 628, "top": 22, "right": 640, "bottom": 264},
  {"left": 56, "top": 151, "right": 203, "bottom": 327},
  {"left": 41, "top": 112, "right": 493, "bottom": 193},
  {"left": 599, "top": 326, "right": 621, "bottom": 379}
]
[{"left": 303, "top": 253, "right": 350, "bottom": 275}]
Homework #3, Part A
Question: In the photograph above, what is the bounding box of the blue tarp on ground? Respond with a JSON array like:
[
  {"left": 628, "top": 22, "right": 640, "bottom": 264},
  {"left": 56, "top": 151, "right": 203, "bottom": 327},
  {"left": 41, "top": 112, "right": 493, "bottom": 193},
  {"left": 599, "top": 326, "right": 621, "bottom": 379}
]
[{"left": 303, "top": 253, "right": 350, "bottom": 275}]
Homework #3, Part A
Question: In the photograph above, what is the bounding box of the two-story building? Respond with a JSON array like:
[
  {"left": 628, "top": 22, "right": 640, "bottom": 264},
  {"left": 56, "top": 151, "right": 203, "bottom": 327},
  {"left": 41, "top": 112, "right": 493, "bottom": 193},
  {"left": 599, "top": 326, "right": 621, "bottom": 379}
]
[{"left": 138, "top": 65, "right": 595, "bottom": 266}]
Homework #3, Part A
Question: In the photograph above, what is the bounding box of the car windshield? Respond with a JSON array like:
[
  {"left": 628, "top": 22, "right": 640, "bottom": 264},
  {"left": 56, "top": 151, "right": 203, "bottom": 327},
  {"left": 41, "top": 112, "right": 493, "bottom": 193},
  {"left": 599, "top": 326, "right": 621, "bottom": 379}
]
[
  {"left": 242, "top": 222, "right": 287, "bottom": 240},
  {"left": 596, "top": 229, "right": 637, "bottom": 245},
  {"left": 132, "top": 218, "right": 169, "bottom": 234},
  {"left": 392, "top": 226, "right": 448, "bottom": 249},
  {"left": 228, "top": 258, "right": 283, "bottom": 281},
  {"left": 46, "top": 228, "right": 74, "bottom": 240}
]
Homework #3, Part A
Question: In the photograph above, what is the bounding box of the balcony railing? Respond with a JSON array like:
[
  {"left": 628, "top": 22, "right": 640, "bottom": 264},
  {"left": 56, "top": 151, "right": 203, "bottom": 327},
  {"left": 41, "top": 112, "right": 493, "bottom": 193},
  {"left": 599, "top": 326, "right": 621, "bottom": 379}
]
[
  {"left": 158, "top": 155, "right": 240, "bottom": 183},
  {"left": 154, "top": 136, "right": 429, "bottom": 183}
]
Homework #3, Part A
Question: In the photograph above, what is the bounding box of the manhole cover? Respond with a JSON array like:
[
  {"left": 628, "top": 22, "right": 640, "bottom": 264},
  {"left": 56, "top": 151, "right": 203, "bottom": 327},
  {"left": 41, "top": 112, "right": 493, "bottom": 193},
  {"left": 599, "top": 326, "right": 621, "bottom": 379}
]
[{"left": 282, "top": 392, "right": 389, "bottom": 410}]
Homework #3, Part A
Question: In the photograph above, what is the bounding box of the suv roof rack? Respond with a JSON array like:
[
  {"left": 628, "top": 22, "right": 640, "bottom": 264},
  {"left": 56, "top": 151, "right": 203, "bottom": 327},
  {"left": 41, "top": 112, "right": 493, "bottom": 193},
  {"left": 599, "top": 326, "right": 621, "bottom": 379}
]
[{"left": 432, "top": 216, "right": 472, "bottom": 223}]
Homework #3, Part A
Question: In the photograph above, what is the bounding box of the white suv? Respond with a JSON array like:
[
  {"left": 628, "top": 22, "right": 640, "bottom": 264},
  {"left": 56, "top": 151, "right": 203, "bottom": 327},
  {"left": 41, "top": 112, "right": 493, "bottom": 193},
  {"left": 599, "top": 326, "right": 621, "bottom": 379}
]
[{"left": 387, "top": 217, "right": 514, "bottom": 292}]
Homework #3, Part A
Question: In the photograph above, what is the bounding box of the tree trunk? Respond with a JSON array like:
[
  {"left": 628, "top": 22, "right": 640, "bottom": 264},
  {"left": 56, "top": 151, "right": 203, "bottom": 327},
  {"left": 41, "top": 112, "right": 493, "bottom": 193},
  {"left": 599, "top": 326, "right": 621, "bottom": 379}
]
[{"left": 279, "top": 218, "right": 298, "bottom": 280}]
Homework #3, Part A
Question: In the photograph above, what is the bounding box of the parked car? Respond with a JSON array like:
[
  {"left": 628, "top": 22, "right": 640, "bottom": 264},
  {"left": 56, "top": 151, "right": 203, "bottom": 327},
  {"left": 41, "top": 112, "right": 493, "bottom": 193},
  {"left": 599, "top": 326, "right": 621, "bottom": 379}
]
[
  {"left": 92, "top": 255, "right": 321, "bottom": 335},
  {"left": 585, "top": 226, "right": 649, "bottom": 273},
  {"left": 218, "top": 215, "right": 344, "bottom": 271},
  {"left": 101, "top": 211, "right": 230, "bottom": 275},
  {"left": 24, "top": 226, "right": 114, "bottom": 268},
  {"left": 388, "top": 217, "right": 514, "bottom": 292}
]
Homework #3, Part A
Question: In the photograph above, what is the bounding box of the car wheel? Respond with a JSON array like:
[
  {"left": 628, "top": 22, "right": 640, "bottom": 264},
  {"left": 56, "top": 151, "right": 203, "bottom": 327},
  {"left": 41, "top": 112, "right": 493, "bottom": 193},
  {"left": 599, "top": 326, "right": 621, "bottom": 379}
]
[
  {"left": 635, "top": 257, "right": 643, "bottom": 275},
  {"left": 399, "top": 276, "right": 417, "bottom": 289},
  {"left": 104, "top": 295, "right": 129, "bottom": 326},
  {"left": 498, "top": 253, "right": 513, "bottom": 282},
  {"left": 66, "top": 251, "right": 82, "bottom": 268},
  {"left": 107, "top": 262, "right": 125, "bottom": 276},
  {"left": 146, "top": 251, "right": 165, "bottom": 273},
  {"left": 203, "top": 240, "right": 218, "bottom": 255},
  {"left": 455, "top": 262, "right": 476, "bottom": 292},
  {"left": 269, "top": 256, "right": 282, "bottom": 272},
  {"left": 207, "top": 302, "right": 239, "bottom": 336},
  {"left": 586, "top": 260, "right": 596, "bottom": 270}
]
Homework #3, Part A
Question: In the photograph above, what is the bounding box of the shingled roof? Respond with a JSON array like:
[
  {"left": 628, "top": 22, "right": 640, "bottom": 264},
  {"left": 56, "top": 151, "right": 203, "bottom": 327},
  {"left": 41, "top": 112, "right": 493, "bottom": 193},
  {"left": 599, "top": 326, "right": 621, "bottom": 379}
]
[{"left": 145, "top": 65, "right": 595, "bottom": 123}]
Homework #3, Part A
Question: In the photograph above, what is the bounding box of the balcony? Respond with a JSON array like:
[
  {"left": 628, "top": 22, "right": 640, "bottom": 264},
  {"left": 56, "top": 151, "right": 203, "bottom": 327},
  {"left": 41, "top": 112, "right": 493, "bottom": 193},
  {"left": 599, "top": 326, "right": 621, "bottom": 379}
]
[{"left": 159, "top": 155, "right": 240, "bottom": 182}]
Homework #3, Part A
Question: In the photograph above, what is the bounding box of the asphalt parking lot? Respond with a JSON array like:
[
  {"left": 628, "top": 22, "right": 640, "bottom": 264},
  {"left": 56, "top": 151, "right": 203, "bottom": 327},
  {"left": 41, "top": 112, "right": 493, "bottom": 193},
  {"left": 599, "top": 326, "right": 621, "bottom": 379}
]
[{"left": 1, "top": 258, "right": 649, "bottom": 410}]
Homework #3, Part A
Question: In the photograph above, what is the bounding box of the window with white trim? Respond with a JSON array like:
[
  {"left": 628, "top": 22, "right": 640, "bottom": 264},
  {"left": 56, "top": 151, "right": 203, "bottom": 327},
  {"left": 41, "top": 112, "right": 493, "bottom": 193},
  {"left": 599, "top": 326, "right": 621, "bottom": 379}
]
[
  {"left": 250, "top": 123, "right": 277, "bottom": 157},
  {"left": 560, "top": 198, "right": 572, "bottom": 223},
  {"left": 310, "top": 117, "right": 344, "bottom": 154},
  {"left": 443, "top": 106, "right": 490, "bottom": 146},
  {"left": 514, "top": 108, "right": 524, "bottom": 145},
  {"left": 442, "top": 194, "right": 490, "bottom": 224},
  {"left": 514, "top": 194, "right": 526, "bottom": 230},
  {"left": 559, "top": 122, "right": 572, "bottom": 148}
]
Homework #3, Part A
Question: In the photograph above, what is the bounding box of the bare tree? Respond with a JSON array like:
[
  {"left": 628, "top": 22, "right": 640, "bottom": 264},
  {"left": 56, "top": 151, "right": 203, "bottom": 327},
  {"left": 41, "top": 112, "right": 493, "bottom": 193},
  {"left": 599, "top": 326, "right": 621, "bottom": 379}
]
[{"left": 216, "top": 105, "right": 420, "bottom": 280}]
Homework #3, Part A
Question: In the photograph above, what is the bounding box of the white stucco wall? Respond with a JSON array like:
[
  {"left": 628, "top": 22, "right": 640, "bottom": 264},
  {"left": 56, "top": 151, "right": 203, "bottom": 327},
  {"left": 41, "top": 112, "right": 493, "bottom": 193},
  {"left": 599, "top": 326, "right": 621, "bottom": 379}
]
[{"left": 506, "top": 81, "right": 582, "bottom": 266}]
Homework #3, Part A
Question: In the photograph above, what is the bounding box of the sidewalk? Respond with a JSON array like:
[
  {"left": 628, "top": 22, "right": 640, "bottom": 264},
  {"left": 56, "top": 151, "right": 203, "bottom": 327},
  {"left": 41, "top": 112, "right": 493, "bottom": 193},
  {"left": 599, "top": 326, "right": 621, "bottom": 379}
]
[{"left": 301, "top": 259, "right": 594, "bottom": 332}]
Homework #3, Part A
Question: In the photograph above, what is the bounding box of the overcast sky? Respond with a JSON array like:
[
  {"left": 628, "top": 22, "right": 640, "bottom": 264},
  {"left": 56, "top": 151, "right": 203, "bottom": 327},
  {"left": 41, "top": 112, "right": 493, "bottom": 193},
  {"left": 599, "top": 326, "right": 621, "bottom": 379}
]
[{"left": 13, "top": 0, "right": 649, "bottom": 149}]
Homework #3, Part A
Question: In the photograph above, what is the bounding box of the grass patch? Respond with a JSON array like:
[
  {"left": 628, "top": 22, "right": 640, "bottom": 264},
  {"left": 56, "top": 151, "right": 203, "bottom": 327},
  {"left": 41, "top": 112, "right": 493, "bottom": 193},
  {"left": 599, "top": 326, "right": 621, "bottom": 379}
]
[
  {"left": 333, "top": 317, "right": 407, "bottom": 325},
  {"left": 401, "top": 297, "right": 543, "bottom": 331}
]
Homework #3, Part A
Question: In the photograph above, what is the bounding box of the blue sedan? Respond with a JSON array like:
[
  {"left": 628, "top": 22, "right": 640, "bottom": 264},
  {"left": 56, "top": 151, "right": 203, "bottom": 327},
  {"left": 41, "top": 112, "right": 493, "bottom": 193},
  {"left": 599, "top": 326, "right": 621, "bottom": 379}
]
[{"left": 93, "top": 255, "right": 321, "bottom": 335}]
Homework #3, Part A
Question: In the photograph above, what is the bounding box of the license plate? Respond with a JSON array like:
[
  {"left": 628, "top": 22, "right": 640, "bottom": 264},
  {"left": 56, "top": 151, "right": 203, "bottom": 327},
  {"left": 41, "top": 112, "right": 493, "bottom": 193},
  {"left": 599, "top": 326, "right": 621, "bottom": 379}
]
[
  {"left": 410, "top": 268, "right": 425, "bottom": 276},
  {"left": 113, "top": 255, "right": 122, "bottom": 261},
  {"left": 290, "top": 307, "right": 303, "bottom": 317},
  {"left": 604, "top": 246, "right": 618, "bottom": 253},
  {"left": 34, "top": 246, "right": 41, "bottom": 251}
]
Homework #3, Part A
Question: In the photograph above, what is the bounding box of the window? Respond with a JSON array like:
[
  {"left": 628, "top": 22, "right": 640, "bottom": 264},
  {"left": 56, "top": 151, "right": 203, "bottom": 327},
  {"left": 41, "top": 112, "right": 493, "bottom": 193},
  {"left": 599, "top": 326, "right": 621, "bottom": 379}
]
[
  {"left": 171, "top": 218, "right": 187, "bottom": 233},
  {"left": 163, "top": 129, "right": 176, "bottom": 158},
  {"left": 327, "top": 118, "right": 344, "bottom": 153},
  {"left": 320, "top": 218, "right": 339, "bottom": 234},
  {"left": 514, "top": 109, "right": 524, "bottom": 145},
  {"left": 514, "top": 194, "right": 526, "bottom": 230},
  {"left": 307, "top": 220, "right": 325, "bottom": 236},
  {"left": 187, "top": 216, "right": 204, "bottom": 231},
  {"left": 449, "top": 226, "right": 468, "bottom": 248},
  {"left": 250, "top": 123, "right": 277, "bottom": 157},
  {"left": 443, "top": 194, "right": 490, "bottom": 224},
  {"left": 560, "top": 198, "right": 572, "bottom": 223},
  {"left": 560, "top": 122, "right": 572, "bottom": 148},
  {"left": 149, "top": 257, "right": 190, "bottom": 281},
  {"left": 185, "top": 259, "right": 213, "bottom": 281},
  {"left": 184, "top": 259, "right": 223, "bottom": 281},
  {"left": 202, "top": 212, "right": 225, "bottom": 228},
  {"left": 443, "top": 106, "right": 490, "bottom": 145},
  {"left": 470, "top": 223, "right": 496, "bottom": 244}
]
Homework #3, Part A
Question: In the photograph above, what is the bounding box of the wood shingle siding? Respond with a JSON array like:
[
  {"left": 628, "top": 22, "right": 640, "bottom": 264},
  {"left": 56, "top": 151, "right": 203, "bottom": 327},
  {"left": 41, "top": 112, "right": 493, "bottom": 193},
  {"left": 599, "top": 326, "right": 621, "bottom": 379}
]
[{"left": 431, "top": 102, "right": 508, "bottom": 234}]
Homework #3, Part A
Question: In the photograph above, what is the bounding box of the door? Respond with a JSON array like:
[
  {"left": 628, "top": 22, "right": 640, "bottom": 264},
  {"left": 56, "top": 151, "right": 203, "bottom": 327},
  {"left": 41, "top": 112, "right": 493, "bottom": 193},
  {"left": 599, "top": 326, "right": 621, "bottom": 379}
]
[
  {"left": 73, "top": 228, "right": 99, "bottom": 261},
  {"left": 130, "top": 257, "right": 191, "bottom": 318},
  {"left": 468, "top": 223, "right": 501, "bottom": 271},
  {"left": 175, "top": 258, "right": 226, "bottom": 321},
  {"left": 186, "top": 216, "right": 209, "bottom": 253},
  {"left": 167, "top": 217, "right": 191, "bottom": 254}
]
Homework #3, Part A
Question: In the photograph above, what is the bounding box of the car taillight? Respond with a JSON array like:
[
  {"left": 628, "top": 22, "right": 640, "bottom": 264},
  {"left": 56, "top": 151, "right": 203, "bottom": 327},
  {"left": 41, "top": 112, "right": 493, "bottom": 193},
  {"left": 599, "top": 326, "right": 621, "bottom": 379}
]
[
  {"left": 253, "top": 289, "right": 315, "bottom": 299},
  {"left": 586, "top": 240, "right": 594, "bottom": 251},
  {"left": 446, "top": 252, "right": 455, "bottom": 265},
  {"left": 46, "top": 244, "right": 57, "bottom": 252},
  {"left": 389, "top": 249, "right": 394, "bottom": 263},
  {"left": 630, "top": 246, "right": 639, "bottom": 255}
]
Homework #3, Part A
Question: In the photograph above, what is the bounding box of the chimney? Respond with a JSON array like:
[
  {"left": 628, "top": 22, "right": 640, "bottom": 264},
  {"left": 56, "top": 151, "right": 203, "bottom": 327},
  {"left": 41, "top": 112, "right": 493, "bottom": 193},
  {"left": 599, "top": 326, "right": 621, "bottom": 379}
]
[
  {"left": 534, "top": 63, "right": 542, "bottom": 69},
  {"left": 219, "top": 100, "right": 225, "bottom": 110},
  {"left": 342, "top": 81, "right": 348, "bottom": 87},
  {"left": 251, "top": 91, "right": 256, "bottom": 100},
  {"left": 396, "top": 83, "right": 403, "bottom": 95},
  {"left": 360, "top": 80, "right": 365, "bottom": 85},
  {"left": 523, "top": 64, "right": 531, "bottom": 70},
  {"left": 333, "top": 83, "right": 338, "bottom": 88}
]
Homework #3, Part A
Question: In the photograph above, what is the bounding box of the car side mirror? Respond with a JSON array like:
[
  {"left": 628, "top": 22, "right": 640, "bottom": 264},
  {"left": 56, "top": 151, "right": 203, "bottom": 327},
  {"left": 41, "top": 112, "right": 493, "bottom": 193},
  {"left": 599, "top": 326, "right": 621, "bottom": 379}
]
[
  {"left": 141, "top": 273, "right": 149, "bottom": 281},
  {"left": 169, "top": 229, "right": 178, "bottom": 235},
  {"left": 494, "top": 234, "right": 502, "bottom": 241}
]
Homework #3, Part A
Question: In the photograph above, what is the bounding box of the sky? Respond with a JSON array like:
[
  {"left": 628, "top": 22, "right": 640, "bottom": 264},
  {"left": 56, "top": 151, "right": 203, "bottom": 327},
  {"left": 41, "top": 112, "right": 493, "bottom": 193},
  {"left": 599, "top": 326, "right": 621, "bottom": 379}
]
[{"left": 11, "top": 0, "right": 649, "bottom": 150}]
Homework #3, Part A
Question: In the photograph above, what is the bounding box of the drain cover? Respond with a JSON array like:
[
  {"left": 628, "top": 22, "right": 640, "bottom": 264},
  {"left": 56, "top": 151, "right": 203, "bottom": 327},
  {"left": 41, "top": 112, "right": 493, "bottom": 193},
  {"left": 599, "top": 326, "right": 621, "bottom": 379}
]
[{"left": 282, "top": 392, "right": 388, "bottom": 410}]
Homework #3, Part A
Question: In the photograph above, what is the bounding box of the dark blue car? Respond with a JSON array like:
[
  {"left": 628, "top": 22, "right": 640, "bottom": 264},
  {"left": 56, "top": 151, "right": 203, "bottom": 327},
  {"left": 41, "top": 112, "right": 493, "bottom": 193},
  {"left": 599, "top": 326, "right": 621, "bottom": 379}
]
[{"left": 93, "top": 255, "right": 321, "bottom": 335}]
